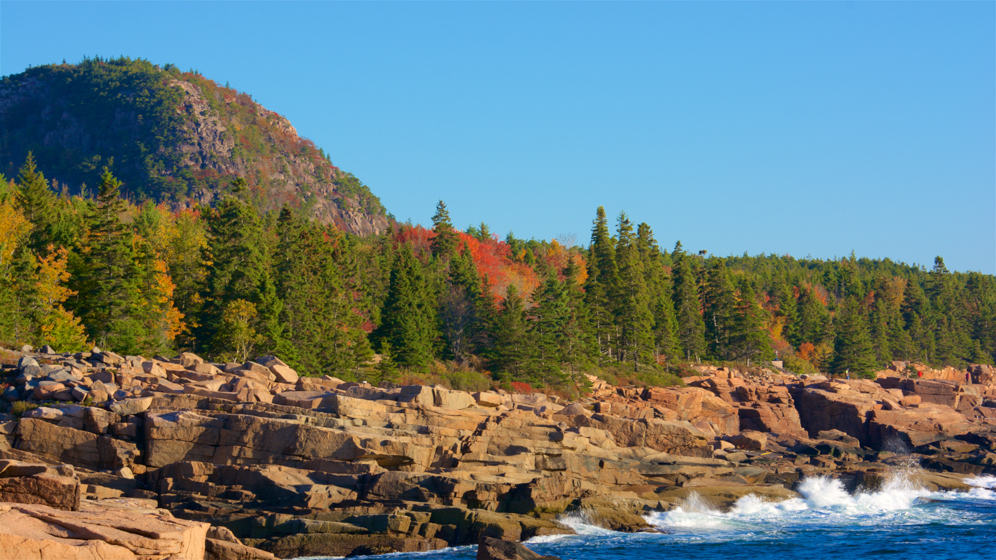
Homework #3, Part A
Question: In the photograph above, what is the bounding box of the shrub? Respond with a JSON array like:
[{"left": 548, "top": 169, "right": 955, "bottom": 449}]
[{"left": 11, "top": 401, "right": 39, "bottom": 418}]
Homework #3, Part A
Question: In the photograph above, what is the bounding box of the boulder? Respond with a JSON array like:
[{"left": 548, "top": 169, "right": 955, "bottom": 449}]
[
  {"left": 477, "top": 536, "right": 561, "bottom": 560},
  {"left": 0, "top": 501, "right": 209, "bottom": 560},
  {"left": 109, "top": 397, "right": 154, "bottom": 416},
  {"left": 0, "top": 460, "right": 80, "bottom": 511}
]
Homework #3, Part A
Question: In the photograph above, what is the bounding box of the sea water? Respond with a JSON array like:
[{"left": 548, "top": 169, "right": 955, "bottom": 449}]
[{"left": 296, "top": 472, "right": 996, "bottom": 560}]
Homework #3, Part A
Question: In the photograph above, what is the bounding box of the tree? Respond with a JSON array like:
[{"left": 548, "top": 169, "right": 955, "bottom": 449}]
[
  {"left": 217, "top": 299, "right": 263, "bottom": 362},
  {"left": 584, "top": 206, "right": 617, "bottom": 361},
  {"left": 830, "top": 297, "right": 878, "bottom": 377},
  {"left": 74, "top": 168, "right": 147, "bottom": 353},
  {"left": 636, "top": 223, "right": 679, "bottom": 364},
  {"left": 702, "top": 260, "right": 737, "bottom": 360},
  {"left": 14, "top": 153, "right": 58, "bottom": 254},
  {"left": 196, "top": 178, "right": 285, "bottom": 358},
  {"left": 728, "top": 275, "right": 772, "bottom": 365},
  {"left": 488, "top": 284, "right": 531, "bottom": 380},
  {"left": 672, "top": 243, "right": 706, "bottom": 361},
  {"left": 430, "top": 200, "right": 458, "bottom": 261},
  {"left": 612, "top": 212, "right": 654, "bottom": 370},
  {"left": 439, "top": 242, "right": 482, "bottom": 362},
  {"left": 377, "top": 243, "right": 436, "bottom": 371}
]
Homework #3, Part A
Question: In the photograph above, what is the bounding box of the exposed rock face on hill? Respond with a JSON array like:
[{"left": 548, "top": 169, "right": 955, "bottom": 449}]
[
  {"left": 0, "top": 58, "right": 389, "bottom": 236},
  {"left": 2, "top": 349, "right": 996, "bottom": 558}
]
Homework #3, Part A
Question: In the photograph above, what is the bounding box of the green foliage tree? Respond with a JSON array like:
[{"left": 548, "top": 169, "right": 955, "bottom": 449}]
[
  {"left": 377, "top": 243, "right": 435, "bottom": 371},
  {"left": 830, "top": 297, "right": 878, "bottom": 378},
  {"left": 612, "top": 213, "right": 654, "bottom": 370},
  {"left": 672, "top": 242, "right": 706, "bottom": 361}
]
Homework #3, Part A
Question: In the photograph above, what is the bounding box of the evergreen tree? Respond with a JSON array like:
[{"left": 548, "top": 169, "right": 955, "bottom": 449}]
[
  {"left": 430, "top": 200, "right": 458, "bottom": 261},
  {"left": 637, "top": 223, "right": 679, "bottom": 363},
  {"left": 584, "top": 206, "right": 617, "bottom": 361},
  {"left": 830, "top": 297, "right": 878, "bottom": 377},
  {"left": 488, "top": 284, "right": 532, "bottom": 380},
  {"left": 196, "top": 177, "right": 285, "bottom": 358},
  {"left": 728, "top": 275, "right": 772, "bottom": 365},
  {"left": 440, "top": 243, "right": 482, "bottom": 362},
  {"left": 377, "top": 243, "right": 435, "bottom": 371},
  {"left": 612, "top": 213, "right": 654, "bottom": 370},
  {"left": 702, "top": 260, "right": 737, "bottom": 360},
  {"left": 672, "top": 242, "right": 706, "bottom": 361},
  {"left": 74, "top": 168, "right": 148, "bottom": 353},
  {"left": 788, "top": 285, "right": 831, "bottom": 348},
  {"left": 14, "top": 153, "right": 58, "bottom": 254}
]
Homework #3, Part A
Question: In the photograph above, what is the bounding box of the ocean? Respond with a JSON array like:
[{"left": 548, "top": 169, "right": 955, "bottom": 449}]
[{"left": 297, "top": 470, "right": 996, "bottom": 560}]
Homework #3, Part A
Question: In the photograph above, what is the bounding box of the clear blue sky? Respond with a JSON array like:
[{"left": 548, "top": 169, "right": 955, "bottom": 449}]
[{"left": 2, "top": 2, "right": 994, "bottom": 273}]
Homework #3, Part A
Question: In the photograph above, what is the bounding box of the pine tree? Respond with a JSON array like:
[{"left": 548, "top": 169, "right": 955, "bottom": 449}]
[
  {"left": 430, "top": 200, "right": 458, "bottom": 261},
  {"left": 702, "top": 260, "right": 737, "bottom": 360},
  {"left": 672, "top": 243, "right": 706, "bottom": 361},
  {"left": 584, "top": 206, "right": 617, "bottom": 361},
  {"left": 440, "top": 243, "right": 482, "bottom": 362},
  {"left": 377, "top": 243, "right": 435, "bottom": 371},
  {"left": 14, "top": 153, "right": 58, "bottom": 254},
  {"left": 636, "top": 223, "right": 679, "bottom": 364},
  {"left": 612, "top": 212, "right": 654, "bottom": 370},
  {"left": 728, "top": 275, "right": 772, "bottom": 365},
  {"left": 830, "top": 297, "right": 878, "bottom": 377},
  {"left": 74, "top": 168, "right": 148, "bottom": 353},
  {"left": 196, "top": 178, "right": 285, "bottom": 359},
  {"left": 560, "top": 256, "right": 597, "bottom": 386},
  {"left": 488, "top": 284, "right": 531, "bottom": 381}
]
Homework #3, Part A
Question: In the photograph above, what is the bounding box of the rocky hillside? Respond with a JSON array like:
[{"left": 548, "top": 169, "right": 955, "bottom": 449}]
[
  {"left": 1, "top": 345, "right": 995, "bottom": 558},
  {"left": 0, "top": 57, "right": 389, "bottom": 235}
]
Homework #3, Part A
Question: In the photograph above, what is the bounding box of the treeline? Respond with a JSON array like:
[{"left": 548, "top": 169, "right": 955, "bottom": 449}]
[{"left": 1, "top": 156, "right": 994, "bottom": 391}]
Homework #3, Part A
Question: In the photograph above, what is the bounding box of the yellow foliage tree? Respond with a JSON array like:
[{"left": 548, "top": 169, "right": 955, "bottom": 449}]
[{"left": 33, "top": 246, "right": 89, "bottom": 352}]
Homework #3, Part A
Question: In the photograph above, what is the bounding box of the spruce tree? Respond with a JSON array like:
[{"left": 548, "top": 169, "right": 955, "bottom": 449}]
[
  {"left": 584, "top": 206, "right": 617, "bottom": 361},
  {"left": 488, "top": 284, "right": 531, "bottom": 381},
  {"left": 728, "top": 275, "right": 772, "bottom": 365},
  {"left": 75, "top": 168, "right": 146, "bottom": 352},
  {"left": 440, "top": 243, "right": 482, "bottom": 362},
  {"left": 612, "top": 212, "right": 654, "bottom": 370},
  {"left": 378, "top": 243, "right": 435, "bottom": 371},
  {"left": 14, "top": 153, "right": 58, "bottom": 254},
  {"left": 196, "top": 178, "right": 285, "bottom": 359},
  {"left": 430, "top": 200, "right": 458, "bottom": 261},
  {"left": 702, "top": 260, "right": 737, "bottom": 360},
  {"left": 636, "top": 223, "right": 679, "bottom": 364},
  {"left": 830, "top": 297, "right": 878, "bottom": 377},
  {"left": 672, "top": 243, "right": 706, "bottom": 361}
]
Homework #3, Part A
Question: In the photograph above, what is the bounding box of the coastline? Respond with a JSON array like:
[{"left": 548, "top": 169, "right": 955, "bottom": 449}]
[{"left": 1, "top": 348, "right": 995, "bottom": 559}]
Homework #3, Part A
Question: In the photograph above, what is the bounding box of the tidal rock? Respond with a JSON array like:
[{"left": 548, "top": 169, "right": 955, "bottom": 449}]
[{"left": 477, "top": 536, "right": 561, "bottom": 560}]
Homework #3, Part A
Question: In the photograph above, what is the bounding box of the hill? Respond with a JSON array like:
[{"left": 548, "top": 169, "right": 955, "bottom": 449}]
[{"left": 0, "top": 56, "right": 388, "bottom": 235}]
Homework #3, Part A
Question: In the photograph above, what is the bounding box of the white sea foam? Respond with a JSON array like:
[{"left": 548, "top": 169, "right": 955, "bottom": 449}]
[
  {"left": 965, "top": 475, "right": 996, "bottom": 489},
  {"left": 525, "top": 510, "right": 617, "bottom": 544},
  {"left": 647, "top": 469, "right": 944, "bottom": 533}
]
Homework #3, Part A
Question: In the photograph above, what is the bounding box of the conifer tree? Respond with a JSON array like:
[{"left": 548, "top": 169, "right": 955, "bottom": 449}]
[
  {"left": 672, "top": 242, "right": 706, "bottom": 361},
  {"left": 584, "top": 207, "right": 617, "bottom": 360},
  {"left": 430, "top": 200, "right": 458, "bottom": 261},
  {"left": 728, "top": 275, "right": 772, "bottom": 365},
  {"left": 440, "top": 243, "right": 482, "bottom": 362},
  {"left": 14, "top": 153, "right": 58, "bottom": 254},
  {"left": 613, "top": 213, "right": 654, "bottom": 370},
  {"left": 830, "top": 296, "right": 878, "bottom": 377},
  {"left": 560, "top": 256, "right": 598, "bottom": 386},
  {"left": 196, "top": 177, "right": 285, "bottom": 359},
  {"left": 702, "top": 260, "right": 737, "bottom": 360},
  {"left": 488, "top": 284, "right": 531, "bottom": 380},
  {"left": 636, "top": 223, "right": 679, "bottom": 364},
  {"left": 378, "top": 243, "right": 435, "bottom": 371},
  {"left": 75, "top": 168, "right": 148, "bottom": 352}
]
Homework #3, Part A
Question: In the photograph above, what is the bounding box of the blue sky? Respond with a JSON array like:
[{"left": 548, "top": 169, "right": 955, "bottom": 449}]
[{"left": 2, "top": 2, "right": 994, "bottom": 273}]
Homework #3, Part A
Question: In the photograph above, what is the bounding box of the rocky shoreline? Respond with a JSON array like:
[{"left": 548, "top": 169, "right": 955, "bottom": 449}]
[{"left": 1, "top": 347, "right": 994, "bottom": 559}]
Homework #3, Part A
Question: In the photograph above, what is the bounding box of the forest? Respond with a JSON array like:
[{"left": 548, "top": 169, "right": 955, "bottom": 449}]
[{"left": 1, "top": 155, "right": 994, "bottom": 395}]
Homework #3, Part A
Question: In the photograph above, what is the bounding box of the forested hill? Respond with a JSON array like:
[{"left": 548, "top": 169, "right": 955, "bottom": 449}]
[{"left": 0, "top": 57, "right": 388, "bottom": 235}]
